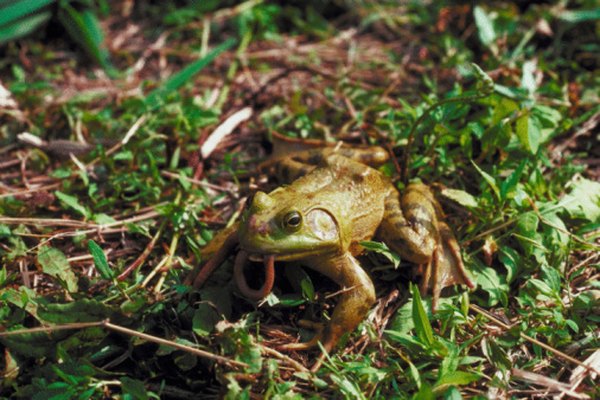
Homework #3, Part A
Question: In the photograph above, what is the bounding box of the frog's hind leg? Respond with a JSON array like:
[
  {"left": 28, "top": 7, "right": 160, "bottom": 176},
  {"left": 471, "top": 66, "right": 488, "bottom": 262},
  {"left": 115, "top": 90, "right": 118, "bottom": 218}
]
[
  {"left": 379, "top": 185, "right": 473, "bottom": 310},
  {"left": 279, "top": 253, "right": 376, "bottom": 371},
  {"left": 275, "top": 157, "right": 317, "bottom": 182}
]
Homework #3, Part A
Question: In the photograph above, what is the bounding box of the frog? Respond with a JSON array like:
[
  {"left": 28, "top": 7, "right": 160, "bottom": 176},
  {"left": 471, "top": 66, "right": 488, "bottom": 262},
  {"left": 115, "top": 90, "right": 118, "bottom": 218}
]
[{"left": 186, "top": 145, "right": 474, "bottom": 370}]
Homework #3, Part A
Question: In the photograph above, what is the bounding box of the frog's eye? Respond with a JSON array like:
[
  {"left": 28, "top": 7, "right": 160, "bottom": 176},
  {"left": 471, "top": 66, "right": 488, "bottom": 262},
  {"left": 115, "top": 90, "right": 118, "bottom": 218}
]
[{"left": 283, "top": 211, "right": 302, "bottom": 231}]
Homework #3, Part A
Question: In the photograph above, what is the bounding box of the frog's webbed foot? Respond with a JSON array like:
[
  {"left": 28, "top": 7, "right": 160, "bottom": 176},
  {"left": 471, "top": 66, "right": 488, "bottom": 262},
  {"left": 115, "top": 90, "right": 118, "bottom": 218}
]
[
  {"left": 420, "top": 221, "right": 475, "bottom": 311},
  {"left": 278, "top": 320, "right": 325, "bottom": 351}
]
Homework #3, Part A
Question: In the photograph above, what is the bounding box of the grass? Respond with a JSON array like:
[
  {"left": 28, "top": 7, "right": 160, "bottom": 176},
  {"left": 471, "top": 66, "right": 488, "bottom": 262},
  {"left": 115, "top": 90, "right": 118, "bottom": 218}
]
[{"left": 1, "top": 1, "right": 599, "bottom": 398}]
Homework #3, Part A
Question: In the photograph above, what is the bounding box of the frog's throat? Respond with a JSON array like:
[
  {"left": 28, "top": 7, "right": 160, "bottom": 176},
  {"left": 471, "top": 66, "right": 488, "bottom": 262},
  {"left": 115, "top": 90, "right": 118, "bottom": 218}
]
[{"left": 234, "top": 251, "right": 275, "bottom": 300}]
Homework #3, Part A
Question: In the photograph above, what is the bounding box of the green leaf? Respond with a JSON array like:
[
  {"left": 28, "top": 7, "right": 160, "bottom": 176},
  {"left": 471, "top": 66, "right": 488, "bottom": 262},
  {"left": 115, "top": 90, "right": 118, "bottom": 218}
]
[
  {"left": 37, "top": 247, "right": 78, "bottom": 292},
  {"left": 192, "top": 303, "right": 220, "bottom": 336},
  {"left": 481, "top": 337, "right": 511, "bottom": 371},
  {"left": 473, "top": 6, "right": 496, "bottom": 47},
  {"left": 435, "top": 371, "right": 481, "bottom": 389},
  {"left": 0, "top": 0, "right": 55, "bottom": 26},
  {"left": 360, "top": 240, "right": 400, "bottom": 268},
  {"left": 55, "top": 191, "right": 91, "bottom": 219},
  {"left": 515, "top": 113, "right": 541, "bottom": 154},
  {"left": 120, "top": 377, "right": 149, "bottom": 400},
  {"left": 560, "top": 178, "right": 600, "bottom": 222},
  {"left": 410, "top": 283, "right": 434, "bottom": 347},
  {"left": 558, "top": 8, "right": 600, "bottom": 24},
  {"left": 443, "top": 386, "right": 463, "bottom": 400},
  {"left": 330, "top": 374, "right": 367, "bottom": 400},
  {"left": 500, "top": 160, "right": 526, "bottom": 201},
  {"left": 440, "top": 188, "right": 478, "bottom": 209},
  {"left": 473, "top": 263, "right": 508, "bottom": 306},
  {"left": 471, "top": 161, "right": 500, "bottom": 200},
  {"left": 515, "top": 213, "right": 546, "bottom": 262},
  {"left": 37, "top": 299, "right": 112, "bottom": 323},
  {"left": 144, "top": 38, "right": 236, "bottom": 111},
  {"left": 0, "top": 11, "right": 52, "bottom": 43},
  {"left": 300, "top": 276, "right": 315, "bottom": 301},
  {"left": 57, "top": 4, "right": 116, "bottom": 76},
  {"left": 88, "top": 240, "right": 113, "bottom": 280}
]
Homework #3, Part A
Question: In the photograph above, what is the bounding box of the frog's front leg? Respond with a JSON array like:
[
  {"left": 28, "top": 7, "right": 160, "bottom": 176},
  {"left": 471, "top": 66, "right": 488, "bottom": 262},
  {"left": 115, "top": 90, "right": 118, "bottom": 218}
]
[
  {"left": 281, "top": 253, "right": 376, "bottom": 370},
  {"left": 378, "top": 184, "right": 474, "bottom": 309}
]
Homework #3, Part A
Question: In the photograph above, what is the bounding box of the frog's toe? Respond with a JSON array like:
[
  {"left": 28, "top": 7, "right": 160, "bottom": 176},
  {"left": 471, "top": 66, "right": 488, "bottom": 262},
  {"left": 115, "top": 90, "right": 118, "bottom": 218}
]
[
  {"left": 421, "top": 222, "right": 475, "bottom": 311},
  {"left": 279, "top": 321, "right": 325, "bottom": 351}
]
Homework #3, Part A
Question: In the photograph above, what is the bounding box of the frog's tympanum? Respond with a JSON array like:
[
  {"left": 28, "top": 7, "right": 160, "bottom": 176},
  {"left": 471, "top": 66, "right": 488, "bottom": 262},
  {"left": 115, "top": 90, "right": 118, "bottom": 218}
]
[{"left": 186, "top": 146, "right": 474, "bottom": 369}]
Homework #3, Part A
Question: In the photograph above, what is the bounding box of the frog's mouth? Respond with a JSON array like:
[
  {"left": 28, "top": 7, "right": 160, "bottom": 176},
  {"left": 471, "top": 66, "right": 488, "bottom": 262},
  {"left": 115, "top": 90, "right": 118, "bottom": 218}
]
[{"left": 233, "top": 251, "right": 275, "bottom": 301}]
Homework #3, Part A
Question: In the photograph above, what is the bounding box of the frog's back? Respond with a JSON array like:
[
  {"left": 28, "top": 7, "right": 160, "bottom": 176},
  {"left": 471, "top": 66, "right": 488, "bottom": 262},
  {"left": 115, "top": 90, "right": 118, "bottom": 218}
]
[{"left": 287, "top": 153, "right": 390, "bottom": 252}]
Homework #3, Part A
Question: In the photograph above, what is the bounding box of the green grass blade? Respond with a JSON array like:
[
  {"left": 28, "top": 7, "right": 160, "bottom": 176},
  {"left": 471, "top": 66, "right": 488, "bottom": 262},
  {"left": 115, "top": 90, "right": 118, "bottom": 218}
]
[
  {"left": 88, "top": 240, "right": 113, "bottom": 280},
  {"left": 0, "top": 11, "right": 51, "bottom": 43},
  {"left": 0, "top": 0, "right": 55, "bottom": 26},
  {"left": 144, "top": 37, "right": 237, "bottom": 111},
  {"left": 57, "top": 3, "right": 117, "bottom": 77},
  {"left": 410, "top": 283, "right": 434, "bottom": 347}
]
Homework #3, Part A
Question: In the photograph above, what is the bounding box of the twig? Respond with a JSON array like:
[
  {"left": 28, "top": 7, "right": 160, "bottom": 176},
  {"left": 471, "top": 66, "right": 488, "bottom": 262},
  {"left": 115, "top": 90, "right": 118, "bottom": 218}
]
[
  {"left": 260, "top": 345, "right": 310, "bottom": 373},
  {"left": 470, "top": 304, "right": 600, "bottom": 375},
  {"left": 117, "top": 220, "right": 165, "bottom": 281},
  {"left": 0, "top": 320, "right": 248, "bottom": 369}
]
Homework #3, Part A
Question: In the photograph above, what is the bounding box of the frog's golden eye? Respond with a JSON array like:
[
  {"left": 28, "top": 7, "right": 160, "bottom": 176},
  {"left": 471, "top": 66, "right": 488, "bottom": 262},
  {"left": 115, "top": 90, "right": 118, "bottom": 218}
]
[{"left": 283, "top": 211, "right": 302, "bottom": 230}]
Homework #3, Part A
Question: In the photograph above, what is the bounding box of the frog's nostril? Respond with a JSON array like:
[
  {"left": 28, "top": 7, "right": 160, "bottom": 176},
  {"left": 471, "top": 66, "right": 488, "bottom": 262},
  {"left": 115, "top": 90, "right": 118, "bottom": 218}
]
[{"left": 257, "top": 223, "right": 269, "bottom": 235}]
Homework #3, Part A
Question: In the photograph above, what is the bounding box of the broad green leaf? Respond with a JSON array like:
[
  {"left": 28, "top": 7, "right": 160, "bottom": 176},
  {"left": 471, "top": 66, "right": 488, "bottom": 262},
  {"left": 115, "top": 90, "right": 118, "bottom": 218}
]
[
  {"left": 37, "top": 247, "right": 78, "bottom": 292},
  {"left": 474, "top": 263, "right": 508, "bottom": 306},
  {"left": 55, "top": 191, "right": 91, "bottom": 219},
  {"left": 443, "top": 386, "right": 463, "bottom": 400},
  {"left": 300, "top": 276, "right": 315, "bottom": 301},
  {"left": 1, "top": 287, "right": 39, "bottom": 317},
  {"left": 120, "top": 377, "right": 149, "bottom": 400},
  {"left": 541, "top": 211, "right": 570, "bottom": 261},
  {"left": 515, "top": 113, "right": 541, "bottom": 154},
  {"left": 360, "top": 240, "right": 400, "bottom": 268},
  {"left": 435, "top": 370, "right": 481, "bottom": 389},
  {"left": 515, "top": 213, "right": 546, "bottom": 263},
  {"left": 500, "top": 159, "right": 526, "bottom": 201},
  {"left": 92, "top": 213, "right": 117, "bottom": 225},
  {"left": 145, "top": 38, "right": 236, "bottom": 110},
  {"left": 37, "top": 299, "right": 112, "bottom": 323},
  {"left": 414, "top": 384, "right": 434, "bottom": 400},
  {"left": 473, "top": 6, "right": 496, "bottom": 47},
  {"left": 439, "top": 345, "right": 460, "bottom": 378},
  {"left": 88, "top": 240, "right": 113, "bottom": 279},
  {"left": 441, "top": 188, "right": 478, "bottom": 209},
  {"left": 498, "top": 247, "right": 520, "bottom": 283},
  {"left": 1, "top": 330, "right": 57, "bottom": 358},
  {"left": 532, "top": 104, "right": 562, "bottom": 128},
  {"left": 410, "top": 283, "right": 434, "bottom": 347},
  {"left": 560, "top": 178, "right": 600, "bottom": 222},
  {"left": 192, "top": 303, "right": 220, "bottom": 336}
]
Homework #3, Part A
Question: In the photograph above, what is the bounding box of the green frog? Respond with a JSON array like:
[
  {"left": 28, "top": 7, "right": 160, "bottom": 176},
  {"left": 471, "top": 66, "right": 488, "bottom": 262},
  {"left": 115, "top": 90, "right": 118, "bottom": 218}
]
[{"left": 187, "top": 146, "right": 474, "bottom": 369}]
